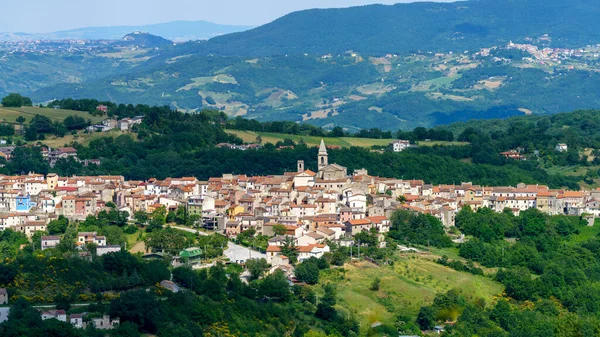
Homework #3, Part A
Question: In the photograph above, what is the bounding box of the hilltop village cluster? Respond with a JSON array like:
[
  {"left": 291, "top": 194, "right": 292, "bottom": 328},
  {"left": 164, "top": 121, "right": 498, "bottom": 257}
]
[{"left": 0, "top": 140, "right": 596, "bottom": 262}]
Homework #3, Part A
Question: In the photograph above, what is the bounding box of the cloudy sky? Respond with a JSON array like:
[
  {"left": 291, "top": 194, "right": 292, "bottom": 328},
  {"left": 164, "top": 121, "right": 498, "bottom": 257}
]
[{"left": 2, "top": 0, "right": 456, "bottom": 33}]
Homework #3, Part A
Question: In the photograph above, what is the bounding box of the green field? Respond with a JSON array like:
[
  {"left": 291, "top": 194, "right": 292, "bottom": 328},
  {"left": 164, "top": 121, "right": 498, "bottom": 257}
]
[
  {"left": 567, "top": 220, "right": 600, "bottom": 246},
  {"left": 227, "top": 130, "right": 396, "bottom": 148},
  {"left": 319, "top": 257, "right": 503, "bottom": 335},
  {"left": 0, "top": 107, "right": 104, "bottom": 124},
  {"left": 544, "top": 165, "right": 599, "bottom": 177},
  {"left": 417, "top": 140, "right": 470, "bottom": 147},
  {"left": 41, "top": 130, "right": 134, "bottom": 148},
  {"left": 227, "top": 130, "right": 469, "bottom": 149}
]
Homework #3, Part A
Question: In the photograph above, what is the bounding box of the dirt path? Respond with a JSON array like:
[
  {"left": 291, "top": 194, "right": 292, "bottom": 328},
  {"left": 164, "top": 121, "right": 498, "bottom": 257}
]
[{"left": 129, "top": 241, "right": 147, "bottom": 254}]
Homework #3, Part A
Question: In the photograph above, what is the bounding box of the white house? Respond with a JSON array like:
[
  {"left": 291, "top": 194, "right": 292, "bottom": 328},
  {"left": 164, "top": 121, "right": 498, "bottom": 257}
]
[
  {"left": 555, "top": 143, "right": 568, "bottom": 152},
  {"left": 77, "top": 232, "right": 106, "bottom": 246},
  {"left": 297, "top": 244, "right": 330, "bottom": 262},
  {"left": 293, "top": 170, "right": 316, "bottom": 188},
  {"left": 41, "top": 310, "right": 67, "bottom": 322},
  {"left": 70, "top": 314, "right": 84, "bottom": 328},
  {"left": 97, "top": 245, "right": 122, "bottom": 256},
  {"left": 41, "top": 236, "right": 61, "bottom": 250},
  {"left": 390, "top": 140, "right": 411, "bottom": 152}
]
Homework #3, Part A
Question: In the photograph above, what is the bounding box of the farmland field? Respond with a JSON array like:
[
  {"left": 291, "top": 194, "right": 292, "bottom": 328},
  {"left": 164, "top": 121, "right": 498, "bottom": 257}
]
[
  {"left": 226, "top": 130, "right": 395, "bottom": 148},
  {"left": 227, "top": 130, "right": 468, "bottom": 149},
  {"left": 0, "top": 107, "right": 104, "bottom": 124},
  {"left": 41, "top": 130, "right": 134, "bottom": 148}
]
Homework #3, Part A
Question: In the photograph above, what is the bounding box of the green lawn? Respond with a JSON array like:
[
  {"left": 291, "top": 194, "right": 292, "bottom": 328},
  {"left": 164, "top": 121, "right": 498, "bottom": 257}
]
[
  {"left": 318, "top": 257, "right": 503, "bottom": 335},
  {"left": 0, "top": 106, "right": 104, "bottom": 124}
]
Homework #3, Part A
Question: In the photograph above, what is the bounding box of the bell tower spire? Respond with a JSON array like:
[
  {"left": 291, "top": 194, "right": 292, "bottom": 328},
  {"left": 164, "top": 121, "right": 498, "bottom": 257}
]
[{"left": 318, "top": 139, "right": 328, "bottom": 170}]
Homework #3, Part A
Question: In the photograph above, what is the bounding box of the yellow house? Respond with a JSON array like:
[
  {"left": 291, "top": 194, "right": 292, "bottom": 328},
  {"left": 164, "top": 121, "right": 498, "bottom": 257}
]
[
  {"left": 46, "top": 173, "right": 59, "bottom": 190},
  {"left": 227, "top": 204, "right": 244, "bottom": 220}
]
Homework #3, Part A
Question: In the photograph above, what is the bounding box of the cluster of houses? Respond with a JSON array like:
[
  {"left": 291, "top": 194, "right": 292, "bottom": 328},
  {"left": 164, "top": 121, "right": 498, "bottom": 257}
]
[
  {"left": 500, "top": 143, "right": 569, "bottom": 161},
  {"left": 39, "top": 310, "right": 119, "bottom": 330},
  {"left": 86, "top": 115, "right": 144, "bottom": 133},
  {"left": 0, "top": 140, "right": 596, "bottom": 262},
  {"left": 0, "top": 145, "right": 100, "bottom": 168},
  {"left": 3, "top": 288, "right": 118, "bottom": 328},
  {"left": 216, "top": 143, "right": 262, "bottom": 151},
  {"left": 40, "top": 232, "right": 122, "bottom": 255}
]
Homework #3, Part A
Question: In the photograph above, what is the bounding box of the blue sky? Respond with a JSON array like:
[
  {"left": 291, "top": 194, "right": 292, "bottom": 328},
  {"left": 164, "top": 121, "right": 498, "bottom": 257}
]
[{"left": 2, "top": 0, "right": 456, "bottom": 33}]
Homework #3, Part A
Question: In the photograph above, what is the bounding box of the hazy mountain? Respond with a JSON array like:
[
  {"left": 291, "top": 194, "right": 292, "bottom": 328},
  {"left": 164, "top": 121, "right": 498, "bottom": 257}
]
[
  {"left": 117, "top": 32, "right": 173, "bottom": 48},
  {"left": 188, "top": 0, "right": 600, "bottom": 56},
  {"left": 10, "top": 0, "right": 600, "bottom": 130},
  {"left": 0, "top": 20, "right": 253, "bottom": 42}
]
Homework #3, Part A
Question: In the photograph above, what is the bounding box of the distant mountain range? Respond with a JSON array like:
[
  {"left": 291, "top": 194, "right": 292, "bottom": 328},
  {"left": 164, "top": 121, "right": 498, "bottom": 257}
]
[
  {"left": 6, "top": 0, "right": 600, "bottom": 131},
  {"left": 186, "top": 0, "right": 600, "bottom": 56},
  {"left": 0, "top": 20, "right": 253, "bottom": 42}
]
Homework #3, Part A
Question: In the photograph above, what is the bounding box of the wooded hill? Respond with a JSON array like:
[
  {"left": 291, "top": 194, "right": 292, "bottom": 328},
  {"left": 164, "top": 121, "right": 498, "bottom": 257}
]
[{"left": 187, "top": 0, "right": 600, "bottom": 56}]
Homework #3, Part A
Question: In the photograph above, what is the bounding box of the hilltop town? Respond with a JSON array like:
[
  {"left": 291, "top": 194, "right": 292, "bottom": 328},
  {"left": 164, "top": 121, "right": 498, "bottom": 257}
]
[{"left": 0, "top": 139, "right": 595, "bottom": 260}]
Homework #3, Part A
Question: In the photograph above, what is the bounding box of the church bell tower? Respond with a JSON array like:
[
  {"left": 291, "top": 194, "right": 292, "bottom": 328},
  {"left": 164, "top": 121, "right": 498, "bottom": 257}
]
[{"left": 318, "top": 139, "right": 328, "bottom": 171}]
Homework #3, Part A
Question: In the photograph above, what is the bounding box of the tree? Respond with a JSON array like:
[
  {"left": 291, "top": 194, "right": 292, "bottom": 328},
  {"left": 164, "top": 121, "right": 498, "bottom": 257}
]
[
  {"left": 144, "top": 228, "right": 188, "bottom": 255},
  {"left": 257, "top": 270, "right": 290, "bottom": 301},
  {"left": 54, "top": 294, "right": 72, "bottom": 311},
  {"left": 389, "top": 210, "right": 453, "bottom": 247},
  {"left": 1, "top": 94, "right": 32, "bottom": 108},
  {"left": 102, "top": 226, "right": 127, "bottom": 246},
  {"left": 111, "top": 322, "right": 141, "bottom": 337},
  {"left": 281, "top": 236, "right": 298, "bottom": 264},
  {"left": 47, "top": 216, "right": 69, "bottom": 235},
  {"left": 295, "top": 261, "right": 320, "bottom": 285},
  {"left": 109, "top": 290, "right": 161, "bottom": 333},
  {"left": 15, "top": 116, "right": 26, "bottom": 124},
  {"left": 416, "top": 306, "right": 436, "bottom": 330},
  {"left": 316, "top": 283, "right": 337, "bottom": 320},
  {"left": 238, "top": 228, "right": 256, "bottom": 243},
  {"left": 246, "top": 258, "right": 269, "bottom": 280},
  {"left": 272, "top": 224, "right": 287, "bottom": 236}
]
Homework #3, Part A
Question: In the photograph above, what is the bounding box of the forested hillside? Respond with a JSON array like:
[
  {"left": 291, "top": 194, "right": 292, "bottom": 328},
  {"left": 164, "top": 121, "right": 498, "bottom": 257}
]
[
  {"left": 0, "top": 98, "right": 582, "bottom": 189},
  {"left": 190, "top": 0, "right": 600, "bottom": 56},
  {"left": 1, "top": 0, "right": 600, "bottom": 130}
]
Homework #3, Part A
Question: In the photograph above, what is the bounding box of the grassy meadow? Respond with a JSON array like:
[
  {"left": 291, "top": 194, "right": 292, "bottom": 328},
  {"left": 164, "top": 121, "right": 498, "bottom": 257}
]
[
  {"left": 227, "top": 130, "right": 469, "bottom": 149},
  {"left": 318, "top": 257, "right": 503, "bottom": 335},
  {"left": 0, "top": 106, "right": 104, "bottom": 124},
  {"left": 228, "top": 130, "right": 395, "bottom": 148}
]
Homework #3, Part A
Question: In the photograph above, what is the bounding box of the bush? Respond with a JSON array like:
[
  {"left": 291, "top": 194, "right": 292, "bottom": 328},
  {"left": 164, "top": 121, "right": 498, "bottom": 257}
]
[
  {"left": 370, "top": 277, "right": 381, "bottom": 291},
  {"left": 123, "top": 225, "right": 138, "bottom": 234}
]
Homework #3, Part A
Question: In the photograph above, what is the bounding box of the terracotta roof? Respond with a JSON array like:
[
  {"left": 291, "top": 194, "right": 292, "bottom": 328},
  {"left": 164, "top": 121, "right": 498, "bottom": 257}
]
[
  {"left": 366, "top": 216, "right": 388, "bottom": 223},
  {"left": 347, "top": 219, "right": 371, "bottom": 225}
]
